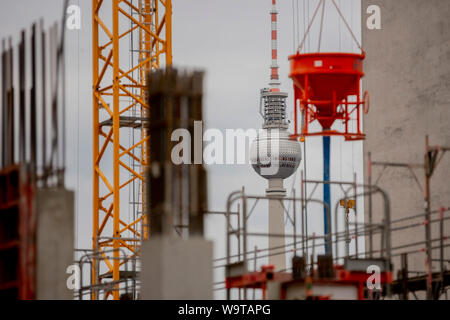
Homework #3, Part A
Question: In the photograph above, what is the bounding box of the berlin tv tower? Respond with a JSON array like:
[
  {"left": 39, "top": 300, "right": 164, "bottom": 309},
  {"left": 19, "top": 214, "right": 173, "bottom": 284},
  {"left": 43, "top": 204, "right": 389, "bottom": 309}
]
[{"left": 250, "top": 0, "right": 302, "bottom": 271}]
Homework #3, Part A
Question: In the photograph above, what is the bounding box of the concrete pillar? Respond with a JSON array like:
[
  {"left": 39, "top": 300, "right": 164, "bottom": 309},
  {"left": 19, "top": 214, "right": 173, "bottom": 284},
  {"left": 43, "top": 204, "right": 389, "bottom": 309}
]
[
  {"left": 35, "top": 188, "right": 74, "bottom": 300},
  {"left": 267, "top": 178, "right": 286, "bottom": 271},
  {"left": 140, "top": 237, "right": 213, "bottom": 299}
]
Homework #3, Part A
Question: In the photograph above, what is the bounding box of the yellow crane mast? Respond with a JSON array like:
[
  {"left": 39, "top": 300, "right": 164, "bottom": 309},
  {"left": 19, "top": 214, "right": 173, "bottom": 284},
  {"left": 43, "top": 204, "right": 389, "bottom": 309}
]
[{"left": 91, "top": 0, "right": 172, "bottom": 300}]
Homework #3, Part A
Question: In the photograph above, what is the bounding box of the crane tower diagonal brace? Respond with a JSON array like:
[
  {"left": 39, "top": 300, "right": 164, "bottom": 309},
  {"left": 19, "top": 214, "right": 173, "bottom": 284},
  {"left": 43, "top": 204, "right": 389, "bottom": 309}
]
[{"left": 92, "top": 0, "right": 172, "bottom": 300}]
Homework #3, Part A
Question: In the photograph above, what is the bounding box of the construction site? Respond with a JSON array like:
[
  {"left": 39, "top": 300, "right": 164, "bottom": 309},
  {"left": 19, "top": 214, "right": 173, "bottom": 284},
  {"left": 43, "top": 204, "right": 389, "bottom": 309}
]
[{"left": 0, "top": 0, "right": 449, "bottom": 302}]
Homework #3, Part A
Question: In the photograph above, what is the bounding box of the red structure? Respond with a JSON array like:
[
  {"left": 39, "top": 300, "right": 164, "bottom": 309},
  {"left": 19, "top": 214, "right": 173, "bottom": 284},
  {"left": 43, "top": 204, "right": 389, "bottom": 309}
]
[
  {"left": 225, "top": 265, "right": 291, "bottom": 300},
  {"left": 288, "top": 0, "right": 369, "bottom": 141},
  {"left": 289, "top": 52, "right": 369, "bottom": 140},
  {"left": 226, "top": 264, "right": 392, "bottom": 300},
  {"left": 0, "top": 166, "right": 36, "bottom": 300}
]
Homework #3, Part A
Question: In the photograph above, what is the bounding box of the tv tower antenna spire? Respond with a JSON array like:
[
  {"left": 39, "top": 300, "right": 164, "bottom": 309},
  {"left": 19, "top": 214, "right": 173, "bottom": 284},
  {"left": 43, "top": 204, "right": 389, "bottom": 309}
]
[{"left": 269, "top": 0, "right": 281, "bottom": 92}]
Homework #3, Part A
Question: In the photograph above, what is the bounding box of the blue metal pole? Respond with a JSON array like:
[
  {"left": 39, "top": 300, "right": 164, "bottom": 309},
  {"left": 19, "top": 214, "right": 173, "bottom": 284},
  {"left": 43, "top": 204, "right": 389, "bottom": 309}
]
[{"left": 323, "top": 135, "right": 331, "bottom": 254}]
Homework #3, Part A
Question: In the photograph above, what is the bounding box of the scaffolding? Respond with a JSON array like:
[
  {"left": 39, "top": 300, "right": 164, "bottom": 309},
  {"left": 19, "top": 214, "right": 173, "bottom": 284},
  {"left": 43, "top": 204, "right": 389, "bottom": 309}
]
[{"left": 212, "top": 169, "right": 449, "bottom": 300}]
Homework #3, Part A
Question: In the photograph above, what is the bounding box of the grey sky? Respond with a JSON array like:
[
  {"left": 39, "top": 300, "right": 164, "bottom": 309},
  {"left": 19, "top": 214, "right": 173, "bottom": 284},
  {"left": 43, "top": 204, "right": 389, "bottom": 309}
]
[{"left": 0, "top": 0, "right": 363, "bottom": 298}]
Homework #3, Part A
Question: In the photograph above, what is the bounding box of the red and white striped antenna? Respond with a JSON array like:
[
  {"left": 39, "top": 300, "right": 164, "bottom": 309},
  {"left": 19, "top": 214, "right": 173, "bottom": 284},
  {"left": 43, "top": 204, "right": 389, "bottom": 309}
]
[{"left": 269, "top": 0, "right": 281, "bottom": 92}]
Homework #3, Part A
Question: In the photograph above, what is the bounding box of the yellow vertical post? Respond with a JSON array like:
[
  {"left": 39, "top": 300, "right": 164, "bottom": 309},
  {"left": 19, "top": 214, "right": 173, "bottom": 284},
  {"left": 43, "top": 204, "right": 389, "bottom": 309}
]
[
  {"left": 142, "top": 0, "right": 152, "bottom": 241},
  {"left": 166, "top": 0, "right": 172, "bottom": 66},
  {"left": 91, "top": 0, "right": 100, "bottom": 300},
  {"left": 111, "top": 0, "right": 121, "bottom": 301}
]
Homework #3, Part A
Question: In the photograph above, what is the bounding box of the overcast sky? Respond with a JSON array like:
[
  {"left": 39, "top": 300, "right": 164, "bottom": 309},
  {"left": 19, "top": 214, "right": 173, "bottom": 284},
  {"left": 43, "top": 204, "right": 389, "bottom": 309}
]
[{"left": 0, "top": 0, "right": 363, "bottom": 298}]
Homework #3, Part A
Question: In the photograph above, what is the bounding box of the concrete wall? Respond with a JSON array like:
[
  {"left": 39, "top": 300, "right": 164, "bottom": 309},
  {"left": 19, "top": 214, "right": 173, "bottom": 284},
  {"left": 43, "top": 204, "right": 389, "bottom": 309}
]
[
  {"left": 361, "top": 0, "right": 450, "bottom": 289},
  {"left": 36, "top": 189, "right": 74, "bottom": 300}
]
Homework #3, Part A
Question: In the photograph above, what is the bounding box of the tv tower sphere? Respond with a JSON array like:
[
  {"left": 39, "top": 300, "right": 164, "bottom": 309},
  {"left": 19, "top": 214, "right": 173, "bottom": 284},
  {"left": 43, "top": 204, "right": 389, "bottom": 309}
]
[{"left": 250, "top": 89, "right": 301, "bottom": 180}]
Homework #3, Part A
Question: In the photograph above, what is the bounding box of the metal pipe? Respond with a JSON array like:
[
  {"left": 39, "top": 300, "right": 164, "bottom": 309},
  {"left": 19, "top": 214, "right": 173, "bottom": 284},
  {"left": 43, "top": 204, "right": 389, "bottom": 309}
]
[
  {"left": 237, "top": 203, "right": 241, "bottom": 261},
  {"left": 301, "top": 170, "right": 306, "bottom": 258},
  {"left": 323, "top": 135, "right": 331, "bottom": 254},
  {"left": 41, "top": 20, "right": 47, "bottom": 186},
  {"left": 293, "top": 188, "right": 297, "bottom": 253},
  {"left": 440, "top": 206, "right": 444, "bottom": 297},
  {"left": 225, "top": 190, "right": 242, "bottom": 300},
  {"left": 9, "top": 38, "right": 14, "bottom": 166},
  {"left": 31, "top": 24, "right": 37, "bottom": 181},
  {"left": 425, "top": 135, "right": 432, "bottom": 300},
  {"left": 226, "top": 193, "right": 330, "bottom": 253},
  {"left": 6, "top": 38, "right": 15, "bottom": 167},
  {"left": 354, "top": 172, "right": 358, "bottom": 258},
  {"left": 368, "top": 151, "right": 373, "bottom": 258},
  {"left": 1, "top": 40, "right": 5, "bottom": 169},
  {"left": 242, "top": 186, "right": 247, "bottom": 300},
  {"left": 19, "top": 31, "right": 26, "bottom": 165}
]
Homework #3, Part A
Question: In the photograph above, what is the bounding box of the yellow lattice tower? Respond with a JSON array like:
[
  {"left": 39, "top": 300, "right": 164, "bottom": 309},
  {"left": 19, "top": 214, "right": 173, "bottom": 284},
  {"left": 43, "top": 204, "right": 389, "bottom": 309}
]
[{"left": 92, "top": 0, "right": 172, "bottom": 300}]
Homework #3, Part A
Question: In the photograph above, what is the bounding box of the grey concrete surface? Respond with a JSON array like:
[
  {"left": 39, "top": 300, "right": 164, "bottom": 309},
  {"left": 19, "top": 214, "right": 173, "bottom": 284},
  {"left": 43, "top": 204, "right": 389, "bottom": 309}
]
[
  {"left": 361, "top": 0, "right": 450, "bottom": 294},
  {"left": 141, "top": 237, "right": 213, "bottom": 299},
  {"left": 36, "top": 188, "right": 75, "bottom": 300}
]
